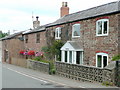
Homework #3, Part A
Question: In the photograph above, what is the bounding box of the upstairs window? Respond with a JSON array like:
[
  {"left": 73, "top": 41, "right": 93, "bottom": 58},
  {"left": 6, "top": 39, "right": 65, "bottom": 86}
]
[
  {"left": 36, "top": 33, "right": 40, "bottom": 43},
  {"left": 96, "top": 53, "right": 108, "bottom": 68},
  {"left": 96, "top": 19, "right": 109, "bottom": 36},
  {"left": 25, "top": 35, "right": 28, "bottom": 43},
  {"left": 55, "top": 27, "right": 61, "bottom": 39},
  {"left": 72, "top": 24, "right": 80, "bottom": 38}
]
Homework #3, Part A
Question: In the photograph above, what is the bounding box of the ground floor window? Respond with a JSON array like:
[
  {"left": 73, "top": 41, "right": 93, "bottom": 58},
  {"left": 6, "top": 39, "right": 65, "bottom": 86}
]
[
  {"left": 96, "top": 53, "right": 108, "bottom": 68},
  {"left": 61, "top": 50, "right": 83, "bottom": 64}
]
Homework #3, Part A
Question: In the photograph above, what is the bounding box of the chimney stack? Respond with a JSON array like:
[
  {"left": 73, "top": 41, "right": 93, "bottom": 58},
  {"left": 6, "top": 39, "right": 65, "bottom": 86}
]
[
  {"left": 33, "top": 16, "right": 40, "bottom": 29},
  {"left": 60, "top": 2, "right": 69, "bottom": 17}
]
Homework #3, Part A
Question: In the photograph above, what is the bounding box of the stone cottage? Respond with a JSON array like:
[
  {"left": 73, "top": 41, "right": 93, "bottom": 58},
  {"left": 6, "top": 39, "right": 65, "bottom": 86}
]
[
  {"left": 1, "top": 31, "right": 26, "bottom": 66},
  {"left": 46, "top": 1, "right": 120, "bottom": 68},
  {"left": 23, "top": 17, "right": 47, "bottom": 52}
]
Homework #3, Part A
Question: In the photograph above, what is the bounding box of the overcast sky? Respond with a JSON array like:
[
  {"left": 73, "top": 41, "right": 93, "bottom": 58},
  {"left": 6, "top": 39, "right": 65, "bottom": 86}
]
[{"left": 0, "top": 0, "right": 118, "bottom": 33}]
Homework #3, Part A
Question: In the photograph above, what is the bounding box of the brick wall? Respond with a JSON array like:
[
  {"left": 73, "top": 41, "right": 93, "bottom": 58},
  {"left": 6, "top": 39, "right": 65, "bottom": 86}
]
[
  {"left": 46, "top": 13, "right": 120, "bottom": 66},
  {"left": 24, "top": 31, "right": 47, "bottom": 52}
]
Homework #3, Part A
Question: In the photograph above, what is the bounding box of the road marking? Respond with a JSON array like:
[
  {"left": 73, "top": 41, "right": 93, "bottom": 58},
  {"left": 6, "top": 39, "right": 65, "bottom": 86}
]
[
  {"left": 3, "top": 65, "right": 86, "bottom": 88},
  {"left": 6, "top": 67, "right": 48, "bottom": 83}
]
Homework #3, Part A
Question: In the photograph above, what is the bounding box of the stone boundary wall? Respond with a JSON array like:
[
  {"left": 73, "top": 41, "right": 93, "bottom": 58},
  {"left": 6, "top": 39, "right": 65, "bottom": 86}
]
[
  {"left": 27, "top": 60, "right": 49, "bottom": 73},
  {"left": 55, "top": 61, "right": 115, "bottom": 84}
]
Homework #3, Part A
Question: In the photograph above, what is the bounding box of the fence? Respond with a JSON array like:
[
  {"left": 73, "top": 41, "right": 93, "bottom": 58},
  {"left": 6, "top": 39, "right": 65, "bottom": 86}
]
[
  {"left": 55, "top": 61, "right": 116, "bottom": 84},
  {"left": 27, "top": 60, "right": 49, "bottom": 73}
]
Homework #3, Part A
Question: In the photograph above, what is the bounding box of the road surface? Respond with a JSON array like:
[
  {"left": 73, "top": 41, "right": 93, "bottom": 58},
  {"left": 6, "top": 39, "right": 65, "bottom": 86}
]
[
  {"left": 0, "top": 63, "right": 2, "bottom": 89},
  {"left": 2, "top": 64, "right": 66, "bottom": 88}
]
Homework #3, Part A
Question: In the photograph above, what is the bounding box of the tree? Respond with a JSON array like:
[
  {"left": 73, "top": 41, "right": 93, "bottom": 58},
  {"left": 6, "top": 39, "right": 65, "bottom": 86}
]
[
  {"left": 0, "top": 31, "right": 8, "bottom": 38},
  {"left": 50, "top": 40, "right": 64, "bottom": 61},
  {"left": 42, "top": 40, "right": 64, "bottom": 61}
]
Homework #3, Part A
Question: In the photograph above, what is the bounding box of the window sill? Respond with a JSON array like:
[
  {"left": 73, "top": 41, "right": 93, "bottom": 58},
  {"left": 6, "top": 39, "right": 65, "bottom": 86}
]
[
  {"left": 96, "top": 34, "right": 108, "bottom": 37},
  {"left": 55, "top": 37, "right": 61, "bottom": 40},
  {"left": 72, "top": 36, "right": 80, "bottom": 38}
]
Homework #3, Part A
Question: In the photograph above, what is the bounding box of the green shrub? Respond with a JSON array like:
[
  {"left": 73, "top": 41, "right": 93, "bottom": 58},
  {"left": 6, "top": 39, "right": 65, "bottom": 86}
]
[
  {"left": 102, "top": 81, "right": 113, "bottom": 86},
  {"left": 33, "top": 56, "right": 41, "bottom": 61},
  {"left": 49, "top": 61, "right": 56, "bottom": 75},
  {"left": 42, "top": 40, "right": 64, "bottom": 61},
  {"left": 112, "top": 54, "right": 120, "bottom": 61},
  {"left": 39, "top": 60, "right": 49, "bottom": 63},
  {"left": 33, "top": 56, "right": 49, "bottom": 63}
]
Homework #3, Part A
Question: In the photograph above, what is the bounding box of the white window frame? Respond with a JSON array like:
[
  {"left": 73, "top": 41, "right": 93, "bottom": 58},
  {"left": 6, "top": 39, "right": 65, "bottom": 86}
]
[
  {"left": 55, "top": 27, "right": 61, "bottom": 39},
  {"left": 72, "top": 24, "right": 80, "bottom": 38},
  {"left": 96, "top": 19, "right": 109, "bottom": 36},
  {"left": 96, "top": 53, "right": 108, "bottom": 68}
]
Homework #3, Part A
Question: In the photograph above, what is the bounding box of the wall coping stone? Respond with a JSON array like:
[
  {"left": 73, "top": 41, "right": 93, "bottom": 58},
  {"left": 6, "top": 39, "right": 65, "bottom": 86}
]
[{"left": 27, "top": 59, "right": 49, "bottom": 65}]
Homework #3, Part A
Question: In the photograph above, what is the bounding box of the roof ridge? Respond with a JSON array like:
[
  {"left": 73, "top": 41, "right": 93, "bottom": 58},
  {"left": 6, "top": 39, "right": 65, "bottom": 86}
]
[{"left": 65, "top": 1, "right": 118, "bottom": 17}]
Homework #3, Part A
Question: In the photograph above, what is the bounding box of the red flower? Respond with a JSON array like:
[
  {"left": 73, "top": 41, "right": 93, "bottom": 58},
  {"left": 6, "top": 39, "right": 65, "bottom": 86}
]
[
  {"left": 19, "top": 50, "right": 25, "bottom": 55},
  {"left": 27, "top": 50, "right": 35, "bottom": 55}
]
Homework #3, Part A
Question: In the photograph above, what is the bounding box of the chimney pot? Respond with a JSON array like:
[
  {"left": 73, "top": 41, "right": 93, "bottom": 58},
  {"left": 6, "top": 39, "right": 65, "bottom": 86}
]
[
  {"left": 33, "top": 16, "right": 40, "bottom": 29},
  {"left": 65, "top": 2, "right": 67, "bottom": 7},
  {"left": 36, "top": 16, "right": 39, "bottom": 21},
  {"left": 60, "top": 2, "right": 69, "bottom": 17},
  {"left": 62, "top": 2, "right": 64, "bottom": 7}
]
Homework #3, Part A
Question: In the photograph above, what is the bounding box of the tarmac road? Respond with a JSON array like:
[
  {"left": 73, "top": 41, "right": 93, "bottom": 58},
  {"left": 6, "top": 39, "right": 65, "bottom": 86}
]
[
  {"left": 2, "top": 65, "right": 66, "bottom": 88},
  {"left": 0, "top": 62, "right": 2, "bottom": 90}
]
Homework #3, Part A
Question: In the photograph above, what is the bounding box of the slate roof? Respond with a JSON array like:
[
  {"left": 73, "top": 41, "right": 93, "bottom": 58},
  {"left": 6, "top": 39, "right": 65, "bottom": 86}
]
[
  {"left": 69, "top": 41, "right": 83, "bottom": 50},
  {"left": 23, "top": 24, "right": 50, "bottom": 35},
  {"left": 47, "top": 1, "right": 120, "bottom": 27},
  {"left": 1, "top": 31, "right": 23, "bottom": 40},
  {"left": 61, "top": 41, "right": 83, "bottom": 51}
]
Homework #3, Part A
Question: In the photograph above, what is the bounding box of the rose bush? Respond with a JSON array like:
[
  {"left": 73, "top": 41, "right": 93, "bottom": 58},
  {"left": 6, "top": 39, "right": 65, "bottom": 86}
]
[
  {"left": 19, "top": 50, "right": 25, "bottom": 55},
  {"left": 27, "top": 50, "right": 35, "bottom": 55}
]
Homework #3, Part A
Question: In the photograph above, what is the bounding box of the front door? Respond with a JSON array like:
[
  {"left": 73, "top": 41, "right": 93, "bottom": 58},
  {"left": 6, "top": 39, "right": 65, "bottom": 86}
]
[
  {"left": 76, "top": 51, "right": 83, "bottom": 64},
  {"left": 4, "top": 50, "right": 8, "bottom": 62}
]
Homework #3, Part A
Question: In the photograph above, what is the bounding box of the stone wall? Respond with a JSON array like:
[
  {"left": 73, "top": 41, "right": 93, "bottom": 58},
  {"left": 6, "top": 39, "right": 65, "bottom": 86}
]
[
  {"left": 55, "top": 61, "right": 116, "bottom": 84},
  {"left": 46, "top": 14, "right": 120, "bottom": 66},
  {"left": 27, "top": 60, "right": 49, "bottom": 73},
  {"left": 2, "top": 34, "right": 24, "bottom": 63},
  {"left": 116, "top": 61, "right": 120, "bottom": 87},
  {"left": 118, "top": 15, "right": 120, "bottom": 54},
  {"left": 24, "top": 31, "right": 47, "bottom": 52},
  {"left": 46, "top": 24, "right": 72, "bottom": 46}
]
